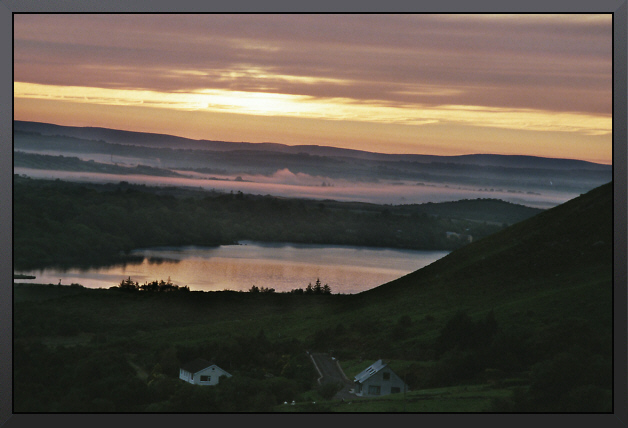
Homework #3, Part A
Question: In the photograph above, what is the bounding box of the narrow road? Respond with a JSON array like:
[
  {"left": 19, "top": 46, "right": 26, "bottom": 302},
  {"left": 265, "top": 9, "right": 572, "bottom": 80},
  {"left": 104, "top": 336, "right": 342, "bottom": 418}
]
[{"left": 309, "top": 352, "right": 357, "bottom": 401}]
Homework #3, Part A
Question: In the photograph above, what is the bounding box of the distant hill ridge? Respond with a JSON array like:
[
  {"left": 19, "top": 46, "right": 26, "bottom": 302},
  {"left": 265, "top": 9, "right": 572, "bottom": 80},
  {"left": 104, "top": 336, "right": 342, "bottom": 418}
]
[{"left": 14, "top": 120, "right": 610, "bottom": 171}]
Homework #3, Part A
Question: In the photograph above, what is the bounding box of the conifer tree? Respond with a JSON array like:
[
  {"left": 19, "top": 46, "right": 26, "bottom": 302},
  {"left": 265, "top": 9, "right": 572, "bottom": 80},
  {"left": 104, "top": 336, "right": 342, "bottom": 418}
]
[{"left": 314, "top": 278, "right": 322, "bottom": 294}]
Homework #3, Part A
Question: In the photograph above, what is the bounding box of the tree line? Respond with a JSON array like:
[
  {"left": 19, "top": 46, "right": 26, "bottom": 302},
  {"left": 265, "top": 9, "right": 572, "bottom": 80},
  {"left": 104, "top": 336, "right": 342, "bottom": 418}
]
[
  {"left": 114, "top": 276, "right": 332, "bottom": 295},
  {"left": 249, "top": 278, "right": 332, "bottom": 294},
  {"left": 115, "top": 277, "right": 190, "bottom": 293}
]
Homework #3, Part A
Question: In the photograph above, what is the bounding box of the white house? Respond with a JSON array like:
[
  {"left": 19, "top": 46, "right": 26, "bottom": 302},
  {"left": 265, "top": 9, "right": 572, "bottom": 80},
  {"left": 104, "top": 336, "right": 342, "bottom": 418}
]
[
  {"left": 179, "top": 358, "right": 232, "bottom": 386},
  {"left": 353, "top": 359, "right": 408, "bottom": 397},
  {"left": 446, "top": 231, "right": 473, "bottom": 243}
]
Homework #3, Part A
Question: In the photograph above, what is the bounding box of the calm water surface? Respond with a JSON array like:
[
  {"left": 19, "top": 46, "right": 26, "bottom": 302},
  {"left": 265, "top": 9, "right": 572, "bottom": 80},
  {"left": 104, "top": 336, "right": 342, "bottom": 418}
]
[{"left": 16, "top": 242, "right": 449, "bottom": 294}]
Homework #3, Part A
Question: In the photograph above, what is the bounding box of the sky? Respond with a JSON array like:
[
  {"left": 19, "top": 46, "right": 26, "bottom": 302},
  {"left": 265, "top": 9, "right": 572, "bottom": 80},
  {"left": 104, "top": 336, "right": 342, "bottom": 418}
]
[{"left": 13, "top": 14, "right": 613, "bottom": 164}]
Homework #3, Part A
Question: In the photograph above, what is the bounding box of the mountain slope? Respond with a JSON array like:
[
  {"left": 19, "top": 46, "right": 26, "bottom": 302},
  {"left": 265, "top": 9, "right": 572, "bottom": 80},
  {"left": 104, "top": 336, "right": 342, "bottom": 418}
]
[
  {"left": 332, "top": 182, "right": 613, "bottom": 411},
  {"left": 340, "top": 180, "right": 614, "bottom": 361},
  {"left": 365, "top": 180, "right": 612, "bottom": 300},
  {"left": 14, "top": 120, "right": 611, "bottom": 170}
]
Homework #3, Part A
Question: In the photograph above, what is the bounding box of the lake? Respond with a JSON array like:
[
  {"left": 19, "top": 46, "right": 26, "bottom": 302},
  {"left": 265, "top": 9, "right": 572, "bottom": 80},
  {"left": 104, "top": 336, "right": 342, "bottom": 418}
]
[{"left": 14, "top": 241, "right": 450, "bottom": 294}]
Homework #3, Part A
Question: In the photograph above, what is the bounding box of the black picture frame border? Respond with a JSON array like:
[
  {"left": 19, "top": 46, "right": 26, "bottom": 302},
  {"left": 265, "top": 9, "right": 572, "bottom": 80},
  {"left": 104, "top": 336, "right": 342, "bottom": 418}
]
[{"left": 2, "top": 2, "right": 626, "bottom": 427}]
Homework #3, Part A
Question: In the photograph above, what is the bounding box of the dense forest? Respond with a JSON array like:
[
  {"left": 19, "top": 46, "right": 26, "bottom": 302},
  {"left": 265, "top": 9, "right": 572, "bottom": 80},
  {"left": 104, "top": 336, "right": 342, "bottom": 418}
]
[{"left": 13, "top": 175, "right": 535, "bottom": 270}]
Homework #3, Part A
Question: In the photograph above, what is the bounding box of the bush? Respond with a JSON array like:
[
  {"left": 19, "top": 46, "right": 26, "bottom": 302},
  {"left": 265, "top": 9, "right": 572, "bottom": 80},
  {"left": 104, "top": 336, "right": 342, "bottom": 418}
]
[
  {"left": 317, "top": 381, "right": 343, "bottom": 400},
  {"left": 505, "top": 351, "right": 612, "bottom": 412},
  {"left": 527, "top": 351, "right": 611, "bottom": 411},
  {"left": 434, "top": 310, "right": 499, "bottom": 357},
  {"left": 426, "top": 350, "right": 484, "bottom": 387}
]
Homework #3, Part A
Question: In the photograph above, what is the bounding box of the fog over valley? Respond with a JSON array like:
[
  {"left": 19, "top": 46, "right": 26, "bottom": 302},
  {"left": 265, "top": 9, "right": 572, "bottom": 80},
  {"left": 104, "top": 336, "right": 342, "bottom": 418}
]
[
  {"left": 13, "top": 121, "right": 612, "bottom": 209},
  {"left": 13, "top": 166, "right": 579, "bottom": 209}
]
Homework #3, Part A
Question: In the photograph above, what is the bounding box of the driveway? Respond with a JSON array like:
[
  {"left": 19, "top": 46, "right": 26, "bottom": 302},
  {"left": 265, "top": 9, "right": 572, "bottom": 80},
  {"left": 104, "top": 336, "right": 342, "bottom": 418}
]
[{"left": 308, "top": 352, "right": 358, "bottom": 401}]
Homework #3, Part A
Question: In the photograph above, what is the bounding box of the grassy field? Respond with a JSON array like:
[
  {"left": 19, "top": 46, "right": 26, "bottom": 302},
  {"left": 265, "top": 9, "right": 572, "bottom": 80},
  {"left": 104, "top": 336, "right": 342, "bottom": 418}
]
[{"left": 275, "top": 383, "right": 514, "bottom": 412}]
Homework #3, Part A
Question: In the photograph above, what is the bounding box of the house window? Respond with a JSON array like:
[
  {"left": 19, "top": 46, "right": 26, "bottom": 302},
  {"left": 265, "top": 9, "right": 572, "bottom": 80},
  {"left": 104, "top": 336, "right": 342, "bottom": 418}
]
[
  {"left": 200, "top": 375, "right": 211, "bottom": 382},
  {"left": 368, "top": 385, "right": 381, "bottom": 395},
  {"left": 391, "top": 387, "right": 401, "bottom": 394},
  {"left": 383, "top": 372, "right": 390, "bottom": 381}
]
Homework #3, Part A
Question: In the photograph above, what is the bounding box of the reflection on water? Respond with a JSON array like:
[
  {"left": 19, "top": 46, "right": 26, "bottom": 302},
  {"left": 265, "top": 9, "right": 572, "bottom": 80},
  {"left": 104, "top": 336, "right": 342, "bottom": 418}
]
[
  {"left": 15, "top": 241, "right": 449, "bottom": 294},
  {"left": 146, "top": 257, "right": 171, "bottom": 265}
]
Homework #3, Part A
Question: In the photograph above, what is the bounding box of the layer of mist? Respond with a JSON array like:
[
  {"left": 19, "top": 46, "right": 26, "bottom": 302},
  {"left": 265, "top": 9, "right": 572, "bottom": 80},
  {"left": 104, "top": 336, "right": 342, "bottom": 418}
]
[
  {"left": 14, "top": 167, "right": 578, "bottom": 208},
  {"left": 13, "top": 122, "right": 612, "bottom": 209}
]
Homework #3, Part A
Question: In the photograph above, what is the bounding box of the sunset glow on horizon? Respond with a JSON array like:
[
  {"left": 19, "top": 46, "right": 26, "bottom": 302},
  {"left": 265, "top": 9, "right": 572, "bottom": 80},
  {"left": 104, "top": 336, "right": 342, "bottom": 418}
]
[{"left": 13, "top": 14, "right": 613, "bottom": 164}]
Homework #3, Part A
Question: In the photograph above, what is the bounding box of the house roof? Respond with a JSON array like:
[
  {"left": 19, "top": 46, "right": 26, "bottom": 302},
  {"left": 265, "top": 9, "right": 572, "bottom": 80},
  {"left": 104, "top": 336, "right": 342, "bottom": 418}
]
[
  {"left": 180, "top": 358, "right": 214, "bottom": 374},
  {"left": 354, "top": 359, "right": 387, "bottom": 384}
]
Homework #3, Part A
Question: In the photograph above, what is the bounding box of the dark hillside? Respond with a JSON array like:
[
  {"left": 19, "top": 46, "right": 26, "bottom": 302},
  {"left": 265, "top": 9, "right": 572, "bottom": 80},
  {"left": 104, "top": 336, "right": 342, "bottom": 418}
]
[
  {"left": 399, "top": 198, "right": 544, "bottom": 225},
  {"left": 342, "top": 182, "right": 613, "bottom": 411},
  {"left": 363, "top": 180, "right": 612, "bottom": 301}
]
